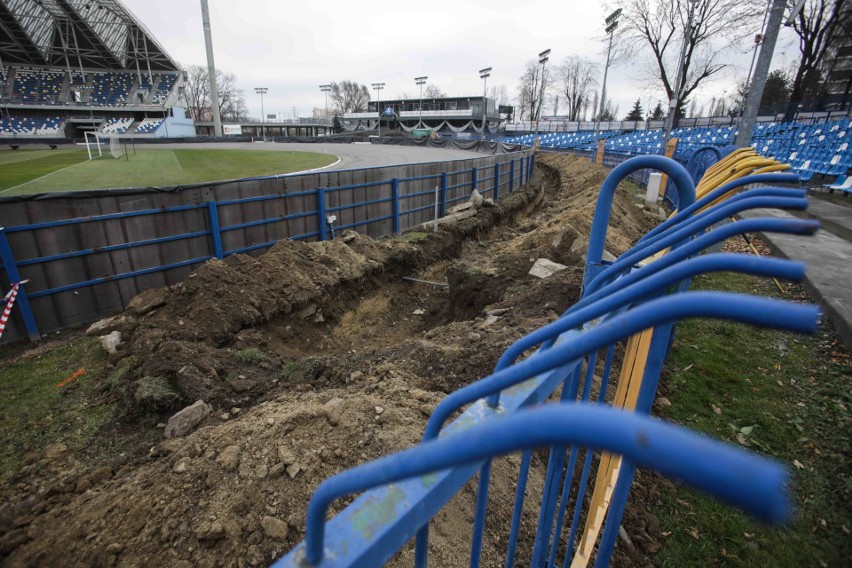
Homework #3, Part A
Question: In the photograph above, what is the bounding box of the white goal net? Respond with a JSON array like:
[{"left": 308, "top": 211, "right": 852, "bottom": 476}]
[{"left": 84, "top": 132, "right": 123, "bottom": 160}]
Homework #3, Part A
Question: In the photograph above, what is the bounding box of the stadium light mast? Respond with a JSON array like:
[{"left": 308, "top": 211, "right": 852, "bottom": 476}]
[
  {"left": 255, "top": 87, "right": 268, "bottom": 141},
  {"left": 199, "top": 0, "right": 222, "bottom": 137},
  {"left": 663, "top": 0, "right": 697, "bottom": 147},
  {"left": 415, "top": 76, "right": 428, "bottom": 129},
  {"left": 735, "top": 0, "right": 788, "bottom": 147},
  {"left": 479, "top": 67, "right": 492, "bottom": 141},
  {"left": 534, "top": 51, "right": 550, "bottom": 138},
  {"left": 371, "top": 82, "right": 385, "bottom": 137},
  {"left": 319, "top": 84, "right": 331, "bottom": 122},
  {"left": 594, "top": 9, "right": 621, "bottom": 157}
]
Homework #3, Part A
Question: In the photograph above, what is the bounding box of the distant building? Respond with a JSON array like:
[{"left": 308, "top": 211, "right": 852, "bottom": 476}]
[{"left": 341, "top": 95, "right": 502, "bottom": 134}]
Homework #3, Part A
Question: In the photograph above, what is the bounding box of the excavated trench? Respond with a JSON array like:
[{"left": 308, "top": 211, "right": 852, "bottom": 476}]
[{"left": 0, "top": 153, "right": 665, "bottom": 568}]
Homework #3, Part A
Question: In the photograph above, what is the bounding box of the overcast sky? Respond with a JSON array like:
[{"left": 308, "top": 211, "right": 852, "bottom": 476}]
[{"left": 121, "top": 0, "right": 801, "bottom": 121}]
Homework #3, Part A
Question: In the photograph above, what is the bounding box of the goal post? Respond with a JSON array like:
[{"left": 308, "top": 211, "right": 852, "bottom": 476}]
[
  {"left": 84, "top": 132, "right": 127, "bottom": 160},
  {"left": 83, "top": 131, "right": 102, "bottom": 160}
]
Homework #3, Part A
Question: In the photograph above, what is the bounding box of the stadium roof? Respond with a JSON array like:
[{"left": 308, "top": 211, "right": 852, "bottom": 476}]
[{"left": 0, "top": 0, "right": 179, "bottom": 72}]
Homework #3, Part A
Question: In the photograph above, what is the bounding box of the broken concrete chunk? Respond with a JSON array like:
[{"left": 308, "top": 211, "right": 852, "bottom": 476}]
[
  {"left": 99, "top": 331, "right": 122, "bottom": 355},
  {"left": 127, "top": 287, "right": 168, "bottom": 315},
  {"left": 86, "top": 314, "right": 136, "bottom": 337},
  {"left": 469, "top": 188, "right": 484, "bottom": 209},
  {"left": 528, "top": 258, "right": 569, "bottom": 279},
  {"left": 448, "top": 201, "right": 474, "bottom": 214},
  {"left": 164, "top": 400, "right": 211, "bottom": 439}
]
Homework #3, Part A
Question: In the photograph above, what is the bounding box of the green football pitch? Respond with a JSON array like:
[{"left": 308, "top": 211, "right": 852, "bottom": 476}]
[{"left": 0, "top": 146, "right": 337, "bottom": 196}]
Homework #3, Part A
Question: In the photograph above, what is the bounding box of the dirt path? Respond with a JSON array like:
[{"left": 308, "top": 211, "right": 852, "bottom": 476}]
[{"left": 0, "top": 153, "right": 658, "bottom": 567}]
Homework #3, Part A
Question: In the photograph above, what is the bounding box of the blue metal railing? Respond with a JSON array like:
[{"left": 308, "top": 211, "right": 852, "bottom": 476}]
[{"left": 272, "top": 154, "right": 821, "bottom": 568}]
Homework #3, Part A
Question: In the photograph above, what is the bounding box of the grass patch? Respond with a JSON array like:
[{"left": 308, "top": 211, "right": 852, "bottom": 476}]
[
  {"left": 403, "top": 231, "right": 430, "bottom": 243},
  {"left": 0, "top": 338, "right": 113, "bottom": 478},
  {"left": 0, "top": 148, "right": 89, "bottom": 192},
  {"left": 235, "top": 347, "right": 269, "bottom": 365},
  {"left": 0, "top": 148, "right": 337, "bottom": 195},
  {"left": 651, "top": 271, "right": 850, "bottom": 567}
]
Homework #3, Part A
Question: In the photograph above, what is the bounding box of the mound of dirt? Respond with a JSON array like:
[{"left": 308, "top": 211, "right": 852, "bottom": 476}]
[{"left": 1, "top": 153, "right": 663, "bottom": 567}]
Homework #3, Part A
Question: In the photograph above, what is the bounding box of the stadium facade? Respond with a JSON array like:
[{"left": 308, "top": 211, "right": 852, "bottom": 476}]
[{"left": 0, "top": 0, "right": 193, "bottom": 140}]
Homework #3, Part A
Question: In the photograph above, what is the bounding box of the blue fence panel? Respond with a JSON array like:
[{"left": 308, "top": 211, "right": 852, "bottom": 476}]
[{"left": 273, "top": 156, "right": 820, "bottom": 568}]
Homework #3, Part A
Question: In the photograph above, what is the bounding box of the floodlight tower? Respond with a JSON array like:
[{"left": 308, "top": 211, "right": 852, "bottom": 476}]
[
  {"left": 371, "top": 82, "right": 385, "bottom": 137},
  {"left": 479, "top": 67, "right": 492, "bottom": 141},
  {"left": 415, "top": 76, "right": 428, "bottom": 129},
  {"left": 663, "top": 0, "right": 698, "bottom": 147},
  {"left": 534, "top": 51, "right": 550, "bottom": 138},
  {"left": 255, "top": 87, "right": 268, "bottom": 141},
  {"left": 319, "top": 84, "right": 331, "bottom": 119},
  {"left": 594, "top": 9, "right": 621, "bottom": 154},
  {"left": 199, "top": 0, "right": 222, "bottom": 137}
]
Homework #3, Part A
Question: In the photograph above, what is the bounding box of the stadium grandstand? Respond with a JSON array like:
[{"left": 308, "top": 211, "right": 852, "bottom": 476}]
[
  {"left": 0, "top": 0, "right": 194, "bottom": 140},
  {"left": 505, "top": 117, "right": 852, "bottom": 186}
]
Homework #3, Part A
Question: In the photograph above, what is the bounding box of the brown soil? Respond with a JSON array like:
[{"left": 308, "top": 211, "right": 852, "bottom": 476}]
[{"left": 0, "top": 153, "right": 660, "bottom": 568}]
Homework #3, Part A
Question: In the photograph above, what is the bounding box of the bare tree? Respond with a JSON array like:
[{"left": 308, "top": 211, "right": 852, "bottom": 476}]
[
  {"left": 489, "top": 84, "right": 511, "bottom": 106},
  {"left": 785, "top": 0, "right": 848, "bottom": 117},
  {"left": 556, "top": 55, "right": 598, "bottom": 121},
  {"left": 183, "top": 64, "right": 248, "bottom": 121},
  {"left": 517, "top": 59, "right": 550, "bottom": 122},
  {"left": 329, "top": 81, "right": 371, "bottom": 113},
  {"left": 424, "top": 84, "right": 446, "bottom": 98},
  {"left": 612, "top": 0, "right": 762, "bottom": 123}
]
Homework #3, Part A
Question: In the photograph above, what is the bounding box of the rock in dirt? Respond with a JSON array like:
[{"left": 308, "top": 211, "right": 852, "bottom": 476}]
[
  {"left": 127, "top": 287, "right": 168, "bottom": 315},
  {"left": 286, "top": 464, "right": 301, "bottom": 479},
  {"left": 482, "top": 315, "right": 500, "bottom": 327},
  {"left": 172, "top": 457, "right": 191, "bottom": 473},
  {"left": 448, "top": 201, "right": 474, "bottom": 214},
  {"left": 194, "top": 520, "right": 227, "bottom": 542},
  {"left": 164, "top": 400, "right": 211, "bottom": 439},
  {"left": 528, "top": 258, "right": 569, "bottom": 279},
  {"left": 216, "top": 445, "right": 241, "bottom": 472},
  {"left": 99, "top": 331, "right": 122, "bottom": 355},
  {"left": 339, "top": 230, "right": 359, "bottom": 243},
  {"left": 323, "top": 397, "right": 345, "bottom": 426},
  {"left": 86, "top": 314, "right": 136, "bottom": 337},
  {"left": 469, "top": 188, "right": 484, "bottom": 208},
  {"left": 75, "top": 466, "right": 113, "bottom": 492},
  {"left": 260, "top": 516, "right": 289, "bottom": 541},
  {"left": 296, "top": 304, "right": 318, "bottom": 319}
]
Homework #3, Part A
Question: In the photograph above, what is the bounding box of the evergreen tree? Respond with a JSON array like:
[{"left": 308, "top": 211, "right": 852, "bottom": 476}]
[
  {"left": 625, "top": 99, "right": 644, "bottom": 121},
  {"left": 650, "top": 102, "right": 665, "bottom": 120},
  {"left": 332, "top": 114, "right": 343, "bottom": 134}
]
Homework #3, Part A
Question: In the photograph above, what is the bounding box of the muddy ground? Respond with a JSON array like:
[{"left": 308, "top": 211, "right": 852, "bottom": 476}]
[{"left": 0, "top": 153, "right": 666, "bottom": 567}]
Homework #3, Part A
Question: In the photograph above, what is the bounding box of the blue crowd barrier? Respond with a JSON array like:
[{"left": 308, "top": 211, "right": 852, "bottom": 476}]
[{"left": 272, "top": 153, "right": 821, "bottom": 568}]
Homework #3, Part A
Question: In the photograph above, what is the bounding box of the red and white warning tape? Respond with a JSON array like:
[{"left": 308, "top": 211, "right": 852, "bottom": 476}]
[{"left": 0, "top": 280, "right": 29, "bottom": 340}]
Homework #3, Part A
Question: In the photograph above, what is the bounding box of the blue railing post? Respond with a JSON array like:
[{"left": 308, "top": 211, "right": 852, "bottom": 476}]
[
  {"left": 471, "top": 166, "right": 478, "bottom": 193},
  {"left": 391, "top": 178, "right": 400, "bottom": 235},
  {"left": 0, "top": 227, "right": 40, "bottom": 342},
  {"left": 206, "top": 201, "right": 224, "bottom": 259},
  {"left": 509, "top": 159, "right": 515, "bottom": 193},
  {"left": 316, "top": 187, "right": 328, "bottom": 241},
  {"left": 494, "top": 162, "right": 500, "bottom": 200},
  {"left": 440, "top": 172, "right": 448, "bottom": 216},
  {"left": 529, "top": 153, "right": 536, "bottom": 179},
  {"left": 519, "top": 156, "right": 525, "bottom": 186}
]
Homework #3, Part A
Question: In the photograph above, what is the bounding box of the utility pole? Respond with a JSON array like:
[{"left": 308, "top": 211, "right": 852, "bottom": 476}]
[
  {"left": 534, "top": 50, "right": 550, "bottom": 137},
  {"left": 415, "top": 76, "right": 428, "bottom": 129},
  {"left": 735, "top": 0, "right": 790, "bottom": 146},
  {"left": 371, "top": 82, "right": 385, "bottom": 137},
  {"left": 663, "top": 0, "right": 697, "bottom": 146},
  {"left": 255, "top": 87, "right": 268, "bottom": 141},
  {"left": 594, "top": 9, "right": 620, "bottom": 153},
  {"left": 200, "top": 0, "right": 222, "bottom": 137},
  {"left": 479, "top": 67, "right": 491, "bottom": 140}
]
